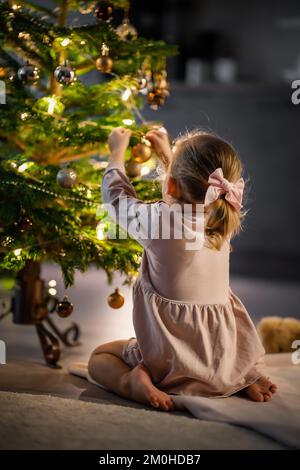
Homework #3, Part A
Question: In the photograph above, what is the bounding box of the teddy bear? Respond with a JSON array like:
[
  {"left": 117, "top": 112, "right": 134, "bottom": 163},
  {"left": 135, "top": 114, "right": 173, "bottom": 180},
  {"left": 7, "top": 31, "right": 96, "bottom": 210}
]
[{"left": 257, "top": 316, "right": 300, "bottom": 353}]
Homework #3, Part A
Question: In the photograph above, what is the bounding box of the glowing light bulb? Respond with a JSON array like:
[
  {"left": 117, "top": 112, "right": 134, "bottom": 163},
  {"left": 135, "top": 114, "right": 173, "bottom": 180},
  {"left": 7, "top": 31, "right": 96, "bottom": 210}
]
[
  {"left": 122, "top": 118, "right": 134, "bottom": 125},
  {"left": 18, "top": 162, "right": 29, "bottom": 172},
  {"left": 121, "top": 88, "right": 132, "bottom": 101},
  {"left": 141, "top": 165, "right": 151, "bottom": 176},
  {"left": 48, "top": 288, "right": 57, "bottom": 296},
  {"left": 20, "top": 112, "right": 29, "bottom": 120},
  {"left": 13, "top": 248, "right": 22, "bottom": 256},
  {"left": 48, "top": 279, "right": 57, "bottom": 287},
  {"left": 45, "top": 97, "right": 57, "bottom": 115},
  {"left": 96, "top": 222, "right": 106, "bottom": 240},
  {"left": 61, "top": 38, "right": 70, "bottom": 47}
]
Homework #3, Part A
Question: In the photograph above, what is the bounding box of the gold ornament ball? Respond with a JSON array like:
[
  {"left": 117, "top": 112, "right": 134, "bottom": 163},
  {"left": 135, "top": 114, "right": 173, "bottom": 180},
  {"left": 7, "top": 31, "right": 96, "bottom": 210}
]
[
  {"left": 131, "top": 142, "right": 152, "bottom": 163},
  {"left": 78, "top": 1, "right": 96, "bottom": 14},
  {"left": 147, "top": 91, "right": 166, "bottom": 110},
  {"left": 125, "top": 158, "right": 141, "bottom": 178},
  {"left": 0, "top": 67, "right": 7, "bottom": 78},
  {"left": 56, "top": 296, "right": 74, "bottom": 318},
  {"left": 108, "top": 288, "right": 125, "bottom": 309},
  {"left": 116, "top": 20, "right": 137, "bottom": 41},
  {"left": 96, "top": 56, "right": 113, "bottom": 73}
]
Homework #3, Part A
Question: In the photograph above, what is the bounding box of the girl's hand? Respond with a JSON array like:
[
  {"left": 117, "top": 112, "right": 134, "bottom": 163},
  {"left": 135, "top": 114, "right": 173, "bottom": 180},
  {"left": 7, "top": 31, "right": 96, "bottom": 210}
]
[
  {"left": 108, "top": 127, "right": 132, "bottom": 163},
  {"left": 146, "top": 127, "right": 173, "bottom": 170}
]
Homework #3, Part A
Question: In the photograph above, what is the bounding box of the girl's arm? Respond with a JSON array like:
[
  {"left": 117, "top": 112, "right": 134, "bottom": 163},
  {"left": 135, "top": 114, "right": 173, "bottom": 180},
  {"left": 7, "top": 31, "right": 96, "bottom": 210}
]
[{"left": 102, "top": 128, "right": 160, "bottom": 248}]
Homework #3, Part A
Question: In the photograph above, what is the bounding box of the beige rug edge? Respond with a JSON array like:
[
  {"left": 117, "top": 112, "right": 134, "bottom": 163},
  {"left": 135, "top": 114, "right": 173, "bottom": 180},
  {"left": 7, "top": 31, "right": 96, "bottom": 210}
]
[{"left": 0, "top": 391, "right": 285, "bottom": 450}]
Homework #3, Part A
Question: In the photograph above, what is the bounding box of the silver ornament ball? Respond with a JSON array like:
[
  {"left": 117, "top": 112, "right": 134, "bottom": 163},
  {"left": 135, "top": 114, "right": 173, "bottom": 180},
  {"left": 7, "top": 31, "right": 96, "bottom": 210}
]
[
  {"left": 54, "top": 63, "right": 76, "bottom": 85},
  {"left": 116, "top": 19, "right": 137, "bottom": 41},
  {"left": 17, "top": 62, "right": 40, "bottom": 84},
  {"left": 57, "top": 168, "right": 77, "bottom": 188}
]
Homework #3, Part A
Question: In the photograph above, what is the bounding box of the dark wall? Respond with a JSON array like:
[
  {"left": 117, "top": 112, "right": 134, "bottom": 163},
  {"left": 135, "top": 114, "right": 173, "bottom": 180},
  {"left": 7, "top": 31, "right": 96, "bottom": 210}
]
[
  {"left": 142, "top": 83, "right": 300, "bottom": 281},
  {"left": 131, "top": 0, "right": 300, "bottom": 83}
]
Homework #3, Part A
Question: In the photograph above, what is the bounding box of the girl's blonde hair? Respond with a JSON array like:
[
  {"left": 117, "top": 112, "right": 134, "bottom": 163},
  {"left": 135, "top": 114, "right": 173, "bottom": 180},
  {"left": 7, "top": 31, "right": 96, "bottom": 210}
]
[{"left": 170, "top": 130, "right": 244, "bottom": 250}]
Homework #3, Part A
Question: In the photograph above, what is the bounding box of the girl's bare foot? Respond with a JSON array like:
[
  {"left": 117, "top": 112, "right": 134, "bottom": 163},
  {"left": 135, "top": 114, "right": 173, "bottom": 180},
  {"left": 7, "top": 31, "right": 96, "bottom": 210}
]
[
  {"left": 127, "top": 364, "right": 176, "bottom": 411},
  {"left": 244, "top": 376, "right": 277, "bottom": 402}
]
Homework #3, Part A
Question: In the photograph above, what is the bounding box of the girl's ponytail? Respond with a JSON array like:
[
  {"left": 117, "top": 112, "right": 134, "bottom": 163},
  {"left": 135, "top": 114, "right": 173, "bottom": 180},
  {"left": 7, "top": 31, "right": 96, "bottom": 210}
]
[
  {"left": 205, "top": 198, "right": 241, "bottom": 250},
  {"left": 170, "top": 130, "right": 245, "bottom": 250}
]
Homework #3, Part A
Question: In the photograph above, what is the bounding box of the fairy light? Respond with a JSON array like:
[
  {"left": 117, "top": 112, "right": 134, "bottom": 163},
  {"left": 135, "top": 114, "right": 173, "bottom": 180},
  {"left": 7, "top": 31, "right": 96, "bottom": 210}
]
[
  {"left": 0, "top": 180, "right": 99, "bottom": 207},
  {"left": 60, "top": 38, "right": 70, "bottom": 47},
  {"left": 18, "top": 32, "right": 31, "bottom": 40},
  {"left": 18, "top": 162, "right": 29, "bottom": 172},
  {"left": 48, "top": 280, "right": 57, "bottom": 287},
  {"left": 122, "top": 88, "right": 132, "bottom": 102},
  {"left": 13, "top": 248, "right": 22, "bottom": 257},
  {"left": 11, "top": 3, "right": 21, "bottom": 11},
  {"left": 20, "top": 112, "right": 29, "bottom": 120},
  {"left": 141, "top": 165, "right": 151, "bottom": 176},
  {"left": 48, "top": 288, "right": 57, "bottom": 296},
  {"left": 45, "top": 97, "right": 57, "bottom": 115},
  {"left": 86, "top": 189, "right": 92, "bottom": 199},
  {"left": 134, "top": 254, "right": 142, "bottom": 264},
  {"left": 122, "top": 118, "right": 134, "bottom": 125},
  {"left": 96, "top": 222, "right": 106, "bottom": 240}
]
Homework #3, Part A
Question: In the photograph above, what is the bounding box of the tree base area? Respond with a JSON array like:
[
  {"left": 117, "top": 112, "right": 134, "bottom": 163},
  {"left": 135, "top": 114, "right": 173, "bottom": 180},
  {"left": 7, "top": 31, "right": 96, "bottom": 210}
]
[{"left": 1, "top": 260, "right": 80, "bottom": 367}]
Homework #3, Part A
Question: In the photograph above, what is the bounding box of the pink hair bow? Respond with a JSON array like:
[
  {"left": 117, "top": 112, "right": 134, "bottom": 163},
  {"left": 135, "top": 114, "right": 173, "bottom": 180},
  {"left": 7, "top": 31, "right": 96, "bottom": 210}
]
[{"left": 204, "top": 168, "right": 245, "bottom": 211}]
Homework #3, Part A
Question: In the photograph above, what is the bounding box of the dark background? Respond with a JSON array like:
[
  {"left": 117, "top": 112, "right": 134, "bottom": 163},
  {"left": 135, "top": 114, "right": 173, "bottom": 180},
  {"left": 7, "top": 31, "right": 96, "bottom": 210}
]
[{"left": 129, "top": 0, "right": 300, "bottom": 281}]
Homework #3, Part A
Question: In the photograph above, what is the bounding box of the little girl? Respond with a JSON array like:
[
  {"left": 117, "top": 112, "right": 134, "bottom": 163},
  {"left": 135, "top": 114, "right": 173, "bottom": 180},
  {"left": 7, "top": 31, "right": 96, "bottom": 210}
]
[{"left": 88, "top": 127, "right": 277, "bottom": 411}]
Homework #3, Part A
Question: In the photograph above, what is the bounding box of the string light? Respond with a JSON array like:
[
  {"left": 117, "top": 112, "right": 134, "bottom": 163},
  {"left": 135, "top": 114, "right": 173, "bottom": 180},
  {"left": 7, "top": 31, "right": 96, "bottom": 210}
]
[
  {"left": 96, "top": 222, "right": 106, "bottom": 240},
  {"left": 141, "top": 165, "right": 151, "bottom": 176},
  {"left": 121, "top": 88, "right": 132, "bottom": 102},
  {"left": 0, "top": 180, "right": 101, "bottom": 208},
  {"left": 18, "top": 162, "right": 29, "bottom": 172},
  {"left": 11, "top": 3, "right": 21, "bottom": 11},
  {"left": 20, "top": 112, "right": 29, "bottom": 120},
  {"left": 45, "top": 97, "right": 57, "bottom": 115},
  {"left": 86, "top": 189, "right": 92, "bottom": 199},
  {"left": 122, "top": 118, "right": 134, "bottom": 125},
  {"left": 48, "top": 280, "right": 57, "bottom": 287},
  {"left": 48, "top": 288, "right": 57, "bottom": 296},
  {"left": 60, "top": 38, "right": 70, "bottom": 47},
  {"left": 18, "top": 32, "right": 31, "bottom": 40},
  {"left": 13, "top": 248, "right": 22, "bottom": 257}
]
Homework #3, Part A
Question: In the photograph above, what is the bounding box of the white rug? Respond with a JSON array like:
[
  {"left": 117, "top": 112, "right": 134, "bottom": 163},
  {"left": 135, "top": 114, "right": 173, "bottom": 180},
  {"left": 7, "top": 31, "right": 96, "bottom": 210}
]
[
  {"left": 174, "top": 353, "right": 300, "bottom": 449},
  {"left": 0, "top": 391, "right": 284, "bottom": 450},
  {"left": 69, "top": 353, "right": 300, "bottom": 449}
]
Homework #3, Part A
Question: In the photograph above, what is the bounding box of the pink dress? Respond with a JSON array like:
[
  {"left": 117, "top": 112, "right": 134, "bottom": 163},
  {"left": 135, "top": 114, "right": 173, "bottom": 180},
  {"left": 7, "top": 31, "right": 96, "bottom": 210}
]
[{"left": 102, "top": 162, "right": 265, "bottom": 397}]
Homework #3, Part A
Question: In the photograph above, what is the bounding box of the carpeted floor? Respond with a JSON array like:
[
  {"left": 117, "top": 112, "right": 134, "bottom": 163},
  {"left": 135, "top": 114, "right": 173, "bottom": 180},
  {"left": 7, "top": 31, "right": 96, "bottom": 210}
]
[{"left": 0, "top": 391, "right": 285, "bottom": 450}]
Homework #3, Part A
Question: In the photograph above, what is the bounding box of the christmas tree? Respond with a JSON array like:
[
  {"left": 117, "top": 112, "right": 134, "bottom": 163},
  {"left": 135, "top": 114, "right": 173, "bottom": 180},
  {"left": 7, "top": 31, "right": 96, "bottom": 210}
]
[{"left": 0, "top": 0, "right": 176, "bottom": 292}]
